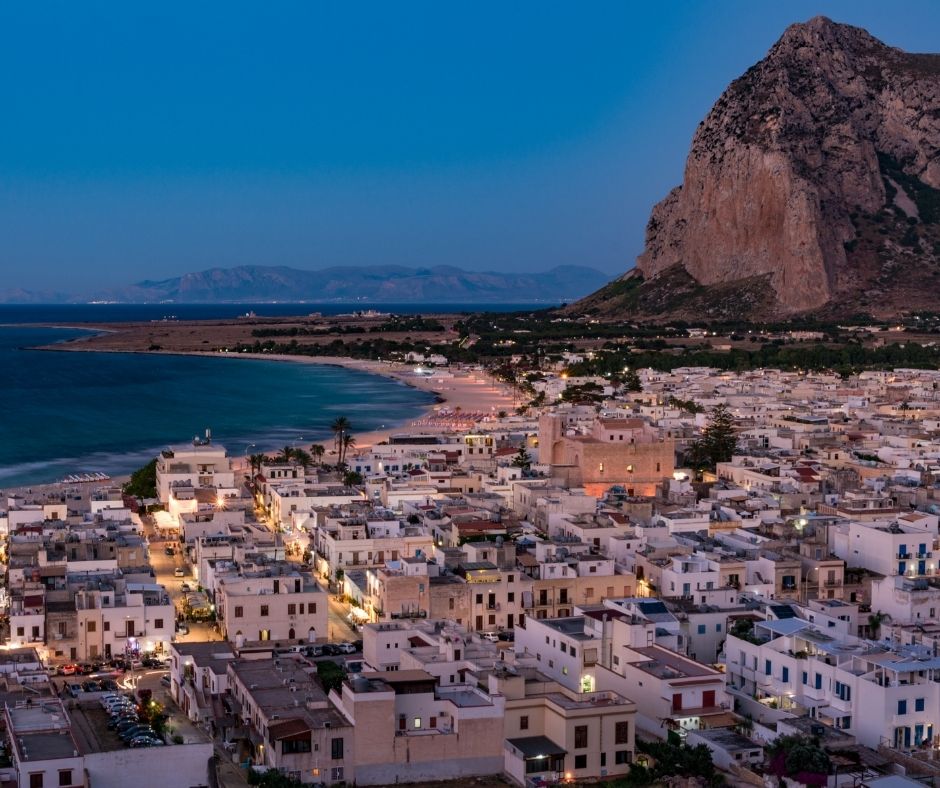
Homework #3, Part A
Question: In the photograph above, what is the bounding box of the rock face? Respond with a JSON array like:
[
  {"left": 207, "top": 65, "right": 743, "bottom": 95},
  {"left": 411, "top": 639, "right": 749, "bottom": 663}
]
[{"left": 586, "top": 16, "right": 940, "bottom": 319}]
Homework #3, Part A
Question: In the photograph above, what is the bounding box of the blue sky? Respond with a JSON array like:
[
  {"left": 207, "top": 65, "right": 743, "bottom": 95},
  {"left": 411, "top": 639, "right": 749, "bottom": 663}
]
[{"left": 2, "top": 1, "right": 939, "bottom": 292}]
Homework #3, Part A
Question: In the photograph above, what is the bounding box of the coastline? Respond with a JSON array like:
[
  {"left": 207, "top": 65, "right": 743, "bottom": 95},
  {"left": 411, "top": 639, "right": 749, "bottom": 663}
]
[{"left": 31, "top": 342, "right": 517, "bottom": 457}]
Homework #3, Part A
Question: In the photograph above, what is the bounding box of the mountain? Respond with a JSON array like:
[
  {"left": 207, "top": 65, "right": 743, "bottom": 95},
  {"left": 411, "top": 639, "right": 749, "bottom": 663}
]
[
  {"left": 575, "top": 16, "right": 940, "bottom": 320},
  {"left": 65, "top": 264, "right": 613, "bottom": 304}
]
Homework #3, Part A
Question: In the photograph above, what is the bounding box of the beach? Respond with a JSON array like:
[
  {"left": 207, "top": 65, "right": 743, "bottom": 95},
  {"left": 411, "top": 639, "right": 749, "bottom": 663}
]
[
  {"left": 7, "top": 340, "right": 516, "bottom": 497},
  {"left": 166, "top": 350, "right": 518, "bottom": 452}
]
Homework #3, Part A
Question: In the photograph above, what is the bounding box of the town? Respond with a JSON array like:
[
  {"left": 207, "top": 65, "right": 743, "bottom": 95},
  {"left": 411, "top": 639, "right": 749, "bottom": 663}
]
[{"left": 3, "top": 361, "right": 940, "bottom": 787}]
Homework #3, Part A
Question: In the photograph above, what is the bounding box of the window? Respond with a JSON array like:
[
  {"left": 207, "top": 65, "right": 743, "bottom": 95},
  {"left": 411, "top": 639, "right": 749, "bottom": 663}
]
[
  {"left": 282, "top": 738, "right": 312, "bottom": 754},
  {"left": 449, "top": 598, "right": 455, "bottom": 610},
  {"left": 916, "top": 698, "right": 926, "bottom": 712},
  {"left": 802, "top": 671, "right": 808, "bottom": 685},
  {"left": 476, "top": 593, "right": 483, "bottom": 604},
  {"left": 574, "top": 754, "right": 587, "bottom": 769},
  {"left": 764, "top": 659, "right": 771, "bottom": 676},
  {"left": 103, "top": 621, "right": 110, "bottom": 631},
  {"left": 697, "top": 624, "right": 706, "bottom": 634},
  {"left": 310, "top": 603, "right": 316, "bottom": 614},
  {"left": 716, "top": 623, "right": 722, "bottom": 632},
  {"left": 87, "top": 621, "right": 96, "bottom": 633},
  {"left": 615, "top": 721, "right": 629, "bottom": 744},
  {"left": 898, "top": 699, "right": 908, "bottom": 715},
  {"left": 58, "top": 770, "right": 73, "bottom": 787},
  {"left": 782, "top": 666, "right": 789, "bottom": 683},
  {"left": 234, "top": 606, "right": 244, "bottom": 618},
  {"left": 615, "top": 750, "right": 632, "bottom": 765},
  {"left": 520, "top": 715, "right": 529, "bottom": 731},
  {"left": 155, "top": 618, "right": 163, "bottom": 629},
  {"left": 29, "top": 774, "right": 43, "bottom": 788},
  {"left": 574, "top": 725, "right": 588, "bottom": 749},
  {"left": 288, "top": 604, "right": 296, "bottom": 615},
  {"left": 507, "top": 592, "right": 514, "bottom": 603},
  {"left": 260, "top": 605, "right": 269, "bottom": 617},
  {"left": 16, "top": 627, "right": 23, "bottom": 637},
  {"left": 413, "top": 717, "right": 422, "bottom": 729},
  {"left": 331, "top": 737, "right": 344, "bottom": 760}
]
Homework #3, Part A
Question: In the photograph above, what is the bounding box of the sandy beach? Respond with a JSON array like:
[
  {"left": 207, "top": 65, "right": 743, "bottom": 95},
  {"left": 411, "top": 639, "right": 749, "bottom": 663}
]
[
  {"left": 180, "top": 350, "right": 518, "bottom": 452},
  {"left": 27, "top": 342, "right": 518, "bottom": 477}
]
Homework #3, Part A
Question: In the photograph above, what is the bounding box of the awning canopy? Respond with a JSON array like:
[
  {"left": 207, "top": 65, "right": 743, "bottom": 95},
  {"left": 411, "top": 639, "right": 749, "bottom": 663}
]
[{"left": 506, "top": 735, "right": 567, "bottom": 760}]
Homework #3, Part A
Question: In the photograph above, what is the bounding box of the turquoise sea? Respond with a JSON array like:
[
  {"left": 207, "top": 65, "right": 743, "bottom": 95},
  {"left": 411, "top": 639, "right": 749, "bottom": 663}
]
[{"left": 0, "top": 316, "right": 454, "bottom": 487}]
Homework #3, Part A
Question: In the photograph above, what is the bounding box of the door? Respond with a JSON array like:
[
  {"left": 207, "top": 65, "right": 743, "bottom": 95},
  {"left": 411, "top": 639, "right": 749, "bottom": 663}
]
[
  {"left": 672, "top": 693, "right": 682, "bottom": 711},
  {"left": 475, "top": 615, "right": 483, "bottom": 630},
  {"left": 702, "top": 690, "right": 716, "bottom": 708}
]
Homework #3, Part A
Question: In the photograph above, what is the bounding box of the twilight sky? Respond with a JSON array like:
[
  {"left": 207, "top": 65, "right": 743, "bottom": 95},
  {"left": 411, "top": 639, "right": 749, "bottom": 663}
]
[{"left": 2, "top": 1, "right": 939, "bottom": 293}]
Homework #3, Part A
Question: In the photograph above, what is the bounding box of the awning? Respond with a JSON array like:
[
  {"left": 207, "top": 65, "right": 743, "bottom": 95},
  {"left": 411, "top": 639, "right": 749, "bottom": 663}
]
[{"left": 506, "top": 735, "right": 566, "bottom": 760}]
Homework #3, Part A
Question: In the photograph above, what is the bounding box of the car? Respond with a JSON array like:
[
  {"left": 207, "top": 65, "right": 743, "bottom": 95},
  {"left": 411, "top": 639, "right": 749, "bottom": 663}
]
[
  {"left": 107, "top": 716, "right": 138, "bottom": 730},
  {"left": 352, "top": 640, "right": 363, "bottom": 652},
  {"left": 130, "top": 737, "right": 164, "bottom": 747},
  {"left": 336, "top": 642, "right": 357, "bottom": 654},
  {"left": 179, "top": 582, "right": 191, "bottom": 592},
  {"left": 176, "top": 623, "right": 189, "bottom": 636},
  {"left": 321, "top": 644, "right": 342, "bottom": 656},
  {"left": 480, "top": 632, "right": 499, "bottom": 643},
  {"left": 58, "top": 664, "right": 80, "bottom": 676},
  {"left": 305, "top": 645, "right": 324, "bottom": 658},
  {"left": 141, "top": 657, "right": 162, "bottom": 669},
  {"left": 115, "top": 722, "right": 145, "bottom": 735},
  {"left": 160, "top": 675, "right": 171, "bottom": 687},
  {"left": 497, "top": 631, "right": 515, "bottom": 642},
  {"left": 173, "top": 567, "right": 185, "bottom": 578},
  {"left": 105, "top": 703, "right": 136, "bottom": 715},
  {"left": 119, "top": 725, "right": 154, "bottom": 741},
  {"left": 81, "top": 680, "right": 102, "bottom": 692},
  {"left": 164, "top": 546, "right": 175, "bottom": 556}
]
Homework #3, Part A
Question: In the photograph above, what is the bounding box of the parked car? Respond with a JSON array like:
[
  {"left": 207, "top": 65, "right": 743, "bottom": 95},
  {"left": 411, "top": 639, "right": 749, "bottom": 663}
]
[
  {"left": 173, "top": 567, "right": 185, "bottom": 578},
  {"left": 305, "top": 645, "right": 324, "bottom": 658},
  {"left": 176, "top": 623, "right": 189, "bottom": 636},
  {"left": 130, "top": 737, "right": 164, "bottom": 747},
  {"left": 160, "top": 675, "right": 171, "bottom": 687},
  {"left": 141, "top": 656, "right": 162, "bottom": 669},
  {"left": 164, "top": 546, "right": 175, "bottom": 556},
  {"left": 179, "top": 582, "right": 191, "bottom": 592},
  {"left": 119, "top": 725, "right": 155, "bottom": 742},
  {"left": 336, "top": 642, "right": 357, "bottom": 654},
  {"left": 58, "top": 664, "right": 80, "bottom": 676},
  {"left": 497, "top": 630, "right": 515, "bottom": 642},
  {"left": 321, "top": 644, "right": 341, "bottom": 656},
  {"left": 480, "top": 632, "right": 499, "bottom": 643}
]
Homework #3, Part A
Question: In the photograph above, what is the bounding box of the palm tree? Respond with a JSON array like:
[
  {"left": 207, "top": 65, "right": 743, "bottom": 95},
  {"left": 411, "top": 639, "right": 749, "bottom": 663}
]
[
  {"left": 248, "top": 453, "right": 266, "bottom": 477},
  {"left": 292, "top": 448, "right": 313, "bottom": 469},
  {"left": 330, "top": 416, "right": 351, "bottom": 458},
  {"left": 278, "top": 445, "right": 294, "bottom": 463},
  {"left": 309, "top": 444, "right": 325, "bottom": 466},
  {"left": 340, "top": 434, "right": 357, "bottom": 465},
  {"left": 868, "top": 610, "right": 888, "bottom": 639}
]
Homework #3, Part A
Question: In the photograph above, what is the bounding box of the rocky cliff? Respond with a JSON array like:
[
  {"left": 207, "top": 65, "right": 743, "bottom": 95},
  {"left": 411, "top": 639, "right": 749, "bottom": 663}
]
[{"left": 578, "top": 16, "right": 940, "bottom": 320}]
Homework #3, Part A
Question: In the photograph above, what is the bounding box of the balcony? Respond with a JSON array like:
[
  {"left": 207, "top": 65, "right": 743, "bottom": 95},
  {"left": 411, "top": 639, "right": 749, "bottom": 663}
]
[
  {"left": 486, "top": 602, "right": 501, "bottom": 611},
  {"left": 898, "top": 552, "right": 912, "bottom": 560}
]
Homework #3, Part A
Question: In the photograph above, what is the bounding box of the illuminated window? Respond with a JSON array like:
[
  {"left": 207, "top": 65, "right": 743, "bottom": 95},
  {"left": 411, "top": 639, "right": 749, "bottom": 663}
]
[{"left": 413, "top": 717, "right": 422, "bottom": 729}]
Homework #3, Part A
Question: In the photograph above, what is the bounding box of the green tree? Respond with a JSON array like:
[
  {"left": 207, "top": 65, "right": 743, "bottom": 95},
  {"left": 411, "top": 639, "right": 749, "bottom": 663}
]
[
  {"left": 343, "top": 469, "right": 363, "bottom": 486},
  {"left": 510, "top": 443, "right": 531, "bottom": 472},
  {"left": 291, "top": 448, "right": 313, "bottom": 468},
  {"left": 340, "top": 433, "right": 357, "bottom": 466},
  {"left": 331, "top": 416, "right": 352, "bottom": 462},
  {"left": 316, "top": 660, "right": 347, "bottom": 694},
  {"left": 687, "top": 403, "right": 738, "bottom": 474},
  {"left": 309, "top": 443, "right": 326, "bottom": 466},
  {"left": 247, "top": 768, "right": 303, "bottom": 788},
  {"left": 123, "top": 459, "right": 157, "bottom": 499}
]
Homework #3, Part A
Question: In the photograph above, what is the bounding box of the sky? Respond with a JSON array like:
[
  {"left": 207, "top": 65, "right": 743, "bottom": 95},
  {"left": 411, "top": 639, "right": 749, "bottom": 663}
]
[{"left": 2, "top": 1, "right": 940, "bottom": 294}]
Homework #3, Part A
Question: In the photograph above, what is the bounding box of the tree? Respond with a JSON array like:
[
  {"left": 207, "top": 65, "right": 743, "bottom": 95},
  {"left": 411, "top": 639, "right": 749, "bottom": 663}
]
[
  {"left": 248, "top": 453, "right": 267, "bottom": 478},
  {"left": 687, "top": 403, "right": 738, "bottom": 474},
  {"left": 291, "top": 448, "right": 313, "bottom": 469},
  {"left": 343, "top": 469, "right": 363, "bottom": 486},
  {"left": 124, "top": 459, "right": 157, "bottom": 499},
  {"left": 247, "top": 769, "right": 303, "bottom": 788},
  {"left": 278, "top": 445, "right": 294, "bottom": 463},
  {"left": 309, "top": 443, "right": 325, "bottom": 466},
  {"left": 868, "top": 610, "right": 888, "bottom": 639},
  {"left": 340, "top": 433, "right": 357, "bottom": 466},
  {"left": 331, "top": 416, "right": 351, "bottom": 461},
  {"left": 510, "top": 443, "right": 531, "bottom": 472}
]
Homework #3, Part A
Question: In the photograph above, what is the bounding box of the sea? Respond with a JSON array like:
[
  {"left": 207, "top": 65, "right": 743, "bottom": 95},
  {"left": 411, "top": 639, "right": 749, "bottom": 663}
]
[{"left": 0, "top": 302, "right": 547, "bottom": 488}]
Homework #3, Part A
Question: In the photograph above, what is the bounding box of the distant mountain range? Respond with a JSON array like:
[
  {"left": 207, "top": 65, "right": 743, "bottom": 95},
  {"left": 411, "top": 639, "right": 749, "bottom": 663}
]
[{"left": 2, "top": 264, "right": 613, "bottom": 305}]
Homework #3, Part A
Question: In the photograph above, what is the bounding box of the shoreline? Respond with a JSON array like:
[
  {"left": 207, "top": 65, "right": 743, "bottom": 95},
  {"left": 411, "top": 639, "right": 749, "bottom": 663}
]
[{"left": 15, "top": 343, "right": 515, "bottom": 489}]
